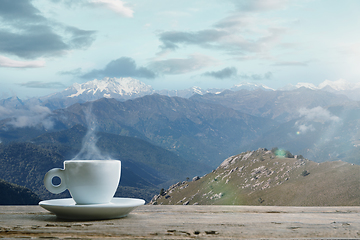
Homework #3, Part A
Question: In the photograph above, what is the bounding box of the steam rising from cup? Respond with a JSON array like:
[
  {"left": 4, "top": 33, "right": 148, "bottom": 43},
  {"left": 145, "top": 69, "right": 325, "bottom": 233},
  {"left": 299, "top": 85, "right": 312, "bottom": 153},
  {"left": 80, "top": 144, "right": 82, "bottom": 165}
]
[{"left": 72, "top": 104, "right": 109, "bottom": 160}]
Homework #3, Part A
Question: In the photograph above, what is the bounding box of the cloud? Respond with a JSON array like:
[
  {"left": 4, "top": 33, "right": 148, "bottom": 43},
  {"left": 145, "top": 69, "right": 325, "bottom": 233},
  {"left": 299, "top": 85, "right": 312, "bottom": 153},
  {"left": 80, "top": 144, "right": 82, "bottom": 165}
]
[
  {"left": 90, "top": 0, "right": 133, "bottom": 17},
  {"left": 212, "top": 1, "right": 290, "bottom": 30},
  {"left": 0, "top": 105, "right": 54, "bottom": 130},
  {"left": 233, "top": 0, "right": 289, "bottom": 12},
  {"left": 213, "top": 15, "right": 253, "bottom": 29},
  {"left": 50, "top": 0, "right": 134, "bottom": 17},
  {"left": 203, "top": 67, "right": 237, "bottom": 79},
  {"left": 81, "top": 57, "right": 156, "bottom": 79},
  {"left": 65, "top": 26, "right": 96, "bottom": 50},
  {"left": 156, "top": 0, "right": 290, "bottom": 60},
  {"left": 272, "top": 61, "right": 309, "bottom": 66},
  {"left": 58, "top": 67, "right": 82, "bottom": 76},
  {"left": 239, "top": 71, "right": 273, "bottom": 80},
  {"left": 159, "top": 29, "right": 228, "bottom": 51},
  {"left": 157, "top": 25, "right": 286, "bottom": 57},
  {"left": 297, "top": 124, "right": 315, "bottom": 133},
  {"left": 0, "top": 0, "right": 96, "bottom": 59},
  {"left": 295, "top": 106, "right": 341, "bottom": 133},
  {"left": 0, "top": 55, "right": 45, "bottom": 68},
  {"left": 0, "top": 25, "right": 64, "bottom": 59},
  {"left": 0, "top": 105, "right": 13, "bottom": 116},
  {"left": 19, "top": 81, "right": 66, "bottom": 89},
  {"left": 0, "top": 0, "right": 45, "bottom": 23},
  {"left": 149, "top": 54, "right": 217, "bottom": 75},
  {"left": 203, "top": 67, "right": 272, "bottom": 80},
  {"left": 299, "top": 107, "right": 340, "bottom": 123}
]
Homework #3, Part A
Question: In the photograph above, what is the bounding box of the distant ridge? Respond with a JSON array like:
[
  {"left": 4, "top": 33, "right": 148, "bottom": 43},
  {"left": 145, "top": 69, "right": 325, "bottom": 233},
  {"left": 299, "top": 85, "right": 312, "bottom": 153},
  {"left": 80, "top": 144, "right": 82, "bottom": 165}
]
[
  {"left": 280, "top": 79, "right": 360, "bottom": 91},
  {"left": 37, "top": 77, "right": 360, "bottom": 103},
  {"left": 230, "top": 82, "right": 274, "bottom": 91},
  {"left": 2, "top": 78, "right": 360, "bottom": 112}
]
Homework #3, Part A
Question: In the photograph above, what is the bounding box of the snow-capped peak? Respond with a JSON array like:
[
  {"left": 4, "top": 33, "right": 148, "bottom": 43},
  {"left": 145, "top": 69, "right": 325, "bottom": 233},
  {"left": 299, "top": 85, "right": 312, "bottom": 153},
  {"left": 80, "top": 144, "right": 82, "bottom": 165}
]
[
  {"left": 279, "top": 79, "right": 360, "bottom": 101},
  {"left": 295, "top": 82, "right": 318, "bottom": 90},
  {"left": 231, "top": 82, "right": 274, "bottom": 91},
  {"left": 282, "top": 79, "right": 360, "bottom": 92},
  {"left": 191, "top": 86, "right": 204, "bottom": 95},
  {"left": 67, "top": 77, "right": 154, "bottom": 98},
  {"left": 318, "top": 79, "right": 356, "bottom": 91}
]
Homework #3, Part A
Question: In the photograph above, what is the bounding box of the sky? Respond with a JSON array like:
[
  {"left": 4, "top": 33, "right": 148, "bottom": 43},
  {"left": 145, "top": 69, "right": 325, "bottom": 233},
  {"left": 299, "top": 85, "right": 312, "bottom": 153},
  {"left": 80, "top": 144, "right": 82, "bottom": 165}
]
[{"left": 1, "top": 0, "right": 360, "bottom": 99}]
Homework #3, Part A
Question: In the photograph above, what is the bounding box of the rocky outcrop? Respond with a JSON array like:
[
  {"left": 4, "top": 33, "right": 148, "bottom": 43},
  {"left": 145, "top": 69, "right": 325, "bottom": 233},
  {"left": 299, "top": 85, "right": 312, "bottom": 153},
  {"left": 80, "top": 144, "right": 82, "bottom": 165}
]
[{"left": 149, "top": 148, "right": 360, "bottom": 206}]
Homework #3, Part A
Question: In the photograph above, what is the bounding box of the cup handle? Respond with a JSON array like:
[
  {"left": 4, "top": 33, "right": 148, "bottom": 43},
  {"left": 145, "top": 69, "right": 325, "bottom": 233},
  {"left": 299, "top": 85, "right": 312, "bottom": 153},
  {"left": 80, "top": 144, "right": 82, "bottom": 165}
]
[{"left": 44, "top": 168, "right": 67, "bottom": 194}]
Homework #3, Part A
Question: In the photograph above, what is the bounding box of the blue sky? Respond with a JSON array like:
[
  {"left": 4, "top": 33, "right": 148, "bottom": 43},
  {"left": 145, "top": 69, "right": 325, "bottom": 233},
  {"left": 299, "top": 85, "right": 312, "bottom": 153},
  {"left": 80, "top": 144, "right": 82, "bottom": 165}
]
[{"left": 1, "top": 0, "right": 360, "bottom": 99}]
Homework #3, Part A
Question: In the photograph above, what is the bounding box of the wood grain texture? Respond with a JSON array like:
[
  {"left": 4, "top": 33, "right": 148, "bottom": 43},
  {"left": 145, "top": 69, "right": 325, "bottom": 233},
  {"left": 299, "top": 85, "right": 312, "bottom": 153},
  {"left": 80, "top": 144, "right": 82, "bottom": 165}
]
[{"left": 1, "top": 205, "right": 360, "bottom": 239}]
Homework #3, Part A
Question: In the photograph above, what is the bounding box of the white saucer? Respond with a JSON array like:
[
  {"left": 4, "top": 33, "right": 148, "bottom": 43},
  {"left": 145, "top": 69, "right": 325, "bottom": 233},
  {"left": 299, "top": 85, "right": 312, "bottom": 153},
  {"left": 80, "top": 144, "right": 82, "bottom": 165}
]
[{"left": 39, "top": 197, "right": 145, "bottom": 220}]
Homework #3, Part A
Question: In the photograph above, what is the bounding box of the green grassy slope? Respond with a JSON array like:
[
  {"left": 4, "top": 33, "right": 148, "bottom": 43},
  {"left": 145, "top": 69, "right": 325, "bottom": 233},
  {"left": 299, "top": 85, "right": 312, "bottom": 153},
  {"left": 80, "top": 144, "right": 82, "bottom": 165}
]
[{"left": 151, "top": 148, "right": 360, "bottom": 206}]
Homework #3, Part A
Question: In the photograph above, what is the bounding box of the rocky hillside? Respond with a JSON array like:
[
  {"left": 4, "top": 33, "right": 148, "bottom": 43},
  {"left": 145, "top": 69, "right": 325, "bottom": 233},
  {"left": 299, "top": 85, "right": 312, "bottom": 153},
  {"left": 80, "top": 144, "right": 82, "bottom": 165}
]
[{"left": 150, "top": 148, "right": 360, "bottom": 206}]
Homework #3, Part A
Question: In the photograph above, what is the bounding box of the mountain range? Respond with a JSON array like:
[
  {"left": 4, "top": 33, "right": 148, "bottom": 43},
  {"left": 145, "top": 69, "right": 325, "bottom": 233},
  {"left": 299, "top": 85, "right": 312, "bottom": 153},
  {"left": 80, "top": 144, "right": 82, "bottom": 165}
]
[
  {"left": 2, "top": 77, "right": 360, "bottom": 114},
  {"left": 39, "top": 77, "right": 360, "bottom": 102},
  {"left": 190, "top": 87, "right": 350, "bottom": 123},
  {"left": 38, "top": 95, "right": 277, "bottom": 166},
  {"left": 1, "top": 77, "right": 360, "bottom": 205},
  {"left": 0, "top": 77, "right": 224, "bottom": 112},
  {"left": 1, "top": 79, "right": 359, "bottom": 166}
]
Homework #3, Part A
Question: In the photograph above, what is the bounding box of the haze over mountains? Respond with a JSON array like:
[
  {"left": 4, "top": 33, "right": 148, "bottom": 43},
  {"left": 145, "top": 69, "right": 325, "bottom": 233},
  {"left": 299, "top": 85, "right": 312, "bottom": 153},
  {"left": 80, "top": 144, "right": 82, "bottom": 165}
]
[{"left": 1, "top": 77, "right": 360, "bottom": 204}]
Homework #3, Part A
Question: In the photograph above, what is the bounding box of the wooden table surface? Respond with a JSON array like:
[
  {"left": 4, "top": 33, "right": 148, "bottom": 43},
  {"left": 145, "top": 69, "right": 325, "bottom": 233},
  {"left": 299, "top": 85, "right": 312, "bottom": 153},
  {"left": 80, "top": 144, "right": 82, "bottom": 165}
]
[{"left": 1, "top": 205, "right": 360, "bottom": 239}]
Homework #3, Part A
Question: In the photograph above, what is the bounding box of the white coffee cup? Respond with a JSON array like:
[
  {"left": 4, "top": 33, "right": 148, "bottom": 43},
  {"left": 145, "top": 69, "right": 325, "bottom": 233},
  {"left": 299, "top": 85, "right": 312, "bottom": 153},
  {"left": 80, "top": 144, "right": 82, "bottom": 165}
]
[{"left": 44, "top": 160, "right": 121, "bottom": 205}]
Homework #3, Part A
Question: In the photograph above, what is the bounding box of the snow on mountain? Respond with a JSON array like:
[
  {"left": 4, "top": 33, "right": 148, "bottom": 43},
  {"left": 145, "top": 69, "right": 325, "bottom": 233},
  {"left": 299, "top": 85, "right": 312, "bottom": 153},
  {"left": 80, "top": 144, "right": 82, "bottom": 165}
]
[
  {"left": 295, "top": 82, "right": 318, "bottom": 90},
  {"left": 319, "top": 79, "right": 360, "bottom": 100},
  {"left": 67, "top": 77, "right": 154, "bottom": 98},
  {"left": 44, "top": 77, "right": 223, "bottom": 102},
  {"left": 318, "top": 79, "right": 359, "bottom": 91},
  {"left": 284, "top": 79, "right": 359, "bottom": 92},
  {"left": 4, "top": 77, "right": 360, "bottom": 112},
  {"left": 280, "top": 82, "right": 321, "bottom": 91},
  {"left": 40, "top": 77, "right": 155, "bottom": 104},
  {"left": 230, "top": 82, "right": 274, "bottom": 91},
  {"left": 280, "top": 79, "right": 360, "bottom": 101},
  {"left": 156, "top": 86, "right": 224, "bottom": 98}
]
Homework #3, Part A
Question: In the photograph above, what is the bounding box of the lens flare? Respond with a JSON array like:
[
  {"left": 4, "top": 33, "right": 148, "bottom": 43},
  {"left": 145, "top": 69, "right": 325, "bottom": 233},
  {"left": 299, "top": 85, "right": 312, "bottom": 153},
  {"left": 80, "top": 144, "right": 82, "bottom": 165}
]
[{"left": 275, "top": 149, "right": 286, "bottom": 158}]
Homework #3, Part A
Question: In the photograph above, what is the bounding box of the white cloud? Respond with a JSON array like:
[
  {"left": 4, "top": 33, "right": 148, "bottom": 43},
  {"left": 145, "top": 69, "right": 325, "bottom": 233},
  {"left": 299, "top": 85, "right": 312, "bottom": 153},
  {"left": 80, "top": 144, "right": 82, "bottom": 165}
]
[
  {"left": 318, "top": 79, "right": 355, "bottom": 91},
  {"left": 149, "top": 54, "right": 217, "bottom": 75},
  {"left": 2, "top": 105, "right": 54, "bottom": 130},
  {"left": 0, "top": 105, "right": 13, "bottom": 115},
  {"left": 298, "top": 106, "right": 340, "bottom": 123},
  {"left": 91, "top": 0, "right": 133, "bottom": 17},
  {"left": 235, "top": 0, "right": 289, "bottom": 12},
  {"left": 297, "top": 124, "right": 315, "bottom": 133},
  {"left": 295, "top": 106, "right": 341, "bottom": 133},
  {"left": 0, "top": 55, "right": 45, "bottom": 68}
]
